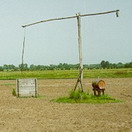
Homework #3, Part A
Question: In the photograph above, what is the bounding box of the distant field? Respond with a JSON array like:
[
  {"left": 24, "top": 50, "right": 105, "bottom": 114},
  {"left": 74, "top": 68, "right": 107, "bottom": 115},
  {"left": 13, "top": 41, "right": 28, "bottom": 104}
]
[{"left": 0, "top": 68, "right": 131, "bottom": 80}]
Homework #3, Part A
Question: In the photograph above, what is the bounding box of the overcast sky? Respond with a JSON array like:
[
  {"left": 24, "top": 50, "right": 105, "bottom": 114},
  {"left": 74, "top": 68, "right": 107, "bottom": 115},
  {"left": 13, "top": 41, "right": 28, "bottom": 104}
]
[{"left": 0, "top": 0, "right": 131, "bottom": 65}]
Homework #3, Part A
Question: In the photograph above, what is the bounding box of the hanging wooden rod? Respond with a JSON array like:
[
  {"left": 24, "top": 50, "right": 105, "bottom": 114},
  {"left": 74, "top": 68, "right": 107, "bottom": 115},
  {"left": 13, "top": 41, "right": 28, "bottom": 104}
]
[{"left": 22, "top": 9, "right": 119, "bottom": 28}]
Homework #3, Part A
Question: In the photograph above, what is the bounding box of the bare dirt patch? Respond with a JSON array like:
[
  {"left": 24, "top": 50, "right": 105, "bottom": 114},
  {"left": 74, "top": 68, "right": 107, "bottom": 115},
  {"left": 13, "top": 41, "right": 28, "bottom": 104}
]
[{"left": 0, "top": 78, "right": 132, "bottom": 132}]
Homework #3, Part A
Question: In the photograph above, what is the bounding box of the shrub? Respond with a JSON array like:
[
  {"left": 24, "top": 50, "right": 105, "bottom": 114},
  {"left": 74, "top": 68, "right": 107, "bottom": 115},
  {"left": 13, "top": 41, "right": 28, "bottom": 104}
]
[
  {"left": 69, "top": 90, "right": 89, "bottom": 100},
  {"left": 69, "top": 90, "right": 81, "bottom": 100},
  {"left": 12, "top": 88, "right": 16, "bottom": 96},
  {"left": 81, "top": 92, "right": 89, "bottom": 100}
]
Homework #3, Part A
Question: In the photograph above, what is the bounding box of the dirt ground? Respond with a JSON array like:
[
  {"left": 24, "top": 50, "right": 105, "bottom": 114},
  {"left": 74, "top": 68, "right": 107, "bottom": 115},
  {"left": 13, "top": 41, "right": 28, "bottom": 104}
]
[{"left": 0, "top": 78, "right": 132, "bottom": 132}]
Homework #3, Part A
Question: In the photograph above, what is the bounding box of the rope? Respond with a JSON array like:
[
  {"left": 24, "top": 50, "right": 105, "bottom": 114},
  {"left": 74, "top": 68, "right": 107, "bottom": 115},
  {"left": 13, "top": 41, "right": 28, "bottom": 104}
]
[{"left": 21, "top": 27, "right": 26, "bottom": 72}]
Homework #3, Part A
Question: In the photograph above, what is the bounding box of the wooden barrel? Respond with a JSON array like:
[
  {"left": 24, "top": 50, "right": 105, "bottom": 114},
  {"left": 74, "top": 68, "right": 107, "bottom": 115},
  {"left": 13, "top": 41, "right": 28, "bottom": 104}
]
[{"left": 92, "top": 80, "right": 105, "bottom": 89}]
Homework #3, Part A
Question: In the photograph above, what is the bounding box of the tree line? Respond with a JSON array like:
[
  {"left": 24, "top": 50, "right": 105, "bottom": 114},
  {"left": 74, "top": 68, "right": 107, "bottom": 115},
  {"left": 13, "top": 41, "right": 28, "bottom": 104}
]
[{"left": 0, "top": 61, "right": 132, "bottom": 71}]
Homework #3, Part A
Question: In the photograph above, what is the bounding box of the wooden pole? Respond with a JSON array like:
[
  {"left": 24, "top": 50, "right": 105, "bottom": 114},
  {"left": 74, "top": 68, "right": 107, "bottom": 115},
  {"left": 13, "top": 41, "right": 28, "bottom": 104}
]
[
  {"left": 21, "top": 28, "right": 26, "bottom": 72},
  {"left": 77, "top": 13, "right": 83, "bottom": 81},
  {"left": 22, "top": 10, "right": 119, "bottom": 28},
  {"left": 74, "top": 13, "right": 83, "bottom": 91}
]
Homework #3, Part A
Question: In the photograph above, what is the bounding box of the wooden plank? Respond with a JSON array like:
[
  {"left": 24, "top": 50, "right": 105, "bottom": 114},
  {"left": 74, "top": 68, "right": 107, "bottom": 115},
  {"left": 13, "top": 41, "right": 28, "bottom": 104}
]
[
  {"left": 16, "top": 78, "right": 38, "bottom": 97},
  {"left": 16, "top": 79, "right": 19, "bottom": 97}
]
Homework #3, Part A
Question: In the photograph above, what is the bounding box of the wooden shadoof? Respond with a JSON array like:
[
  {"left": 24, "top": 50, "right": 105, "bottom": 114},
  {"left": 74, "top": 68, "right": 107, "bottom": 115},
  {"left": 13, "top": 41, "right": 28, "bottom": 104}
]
[{"left": 21, "top": 10, "right": 119, "bottom": 91}]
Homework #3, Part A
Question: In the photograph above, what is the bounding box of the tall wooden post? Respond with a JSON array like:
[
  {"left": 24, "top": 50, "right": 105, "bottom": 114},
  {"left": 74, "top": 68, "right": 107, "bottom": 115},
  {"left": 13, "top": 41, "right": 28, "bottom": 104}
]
[
  {"left": 74, "top": 13, "right": 83, "bottom": 91},
  {"left": 77, "top": 13, "right": 83, "bottom": 80},
  {"left": 21, "top": 28, "right": 26, "bottom": 72}
]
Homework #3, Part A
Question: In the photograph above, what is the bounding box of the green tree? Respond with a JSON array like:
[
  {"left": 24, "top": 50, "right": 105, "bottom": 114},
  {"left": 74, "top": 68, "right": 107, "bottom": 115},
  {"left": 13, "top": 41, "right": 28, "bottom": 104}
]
[
  {"left": 19, "top": 63, "right": 28, "bottom": 71},
  {"left": 100, "top": 60, "right": 110, "bottom": 69}
]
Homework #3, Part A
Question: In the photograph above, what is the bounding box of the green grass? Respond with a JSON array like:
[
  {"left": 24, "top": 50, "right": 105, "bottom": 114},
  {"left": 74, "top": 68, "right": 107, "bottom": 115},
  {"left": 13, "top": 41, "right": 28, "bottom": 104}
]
[
  {"left": 0, "top": 83, "right": 15, "bottom": 86},
  {"left": 0, "top": 68, "right": 131, "bottom": 80},
  {"left": 52, "top": 90, "right": 122, "bottom": 104}
]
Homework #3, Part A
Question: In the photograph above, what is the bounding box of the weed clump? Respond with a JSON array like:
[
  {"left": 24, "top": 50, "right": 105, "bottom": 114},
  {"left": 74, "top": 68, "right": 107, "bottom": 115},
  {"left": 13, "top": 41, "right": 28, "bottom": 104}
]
[
  {"left": 69, "top": 90, "right": 89, "bottom": 100},
  {"left": 69, "top": 90, "right": 81, "bottom": 100},
  {"left": 12, "top": 88, "right": 16, "bottom": 96}
]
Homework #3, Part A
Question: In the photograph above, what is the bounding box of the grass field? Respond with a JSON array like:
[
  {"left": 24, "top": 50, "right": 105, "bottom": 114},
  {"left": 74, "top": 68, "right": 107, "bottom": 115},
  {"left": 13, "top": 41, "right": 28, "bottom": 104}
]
[{"left": 0, "top": 68, "right": 131, "bottom": 80}]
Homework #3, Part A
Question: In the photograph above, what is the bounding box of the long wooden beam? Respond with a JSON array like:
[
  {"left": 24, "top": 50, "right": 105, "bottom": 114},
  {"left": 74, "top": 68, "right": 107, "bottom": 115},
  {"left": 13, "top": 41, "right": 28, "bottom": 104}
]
[{"left": 22, "top": 10, "right": 119, "bottom": 28}]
